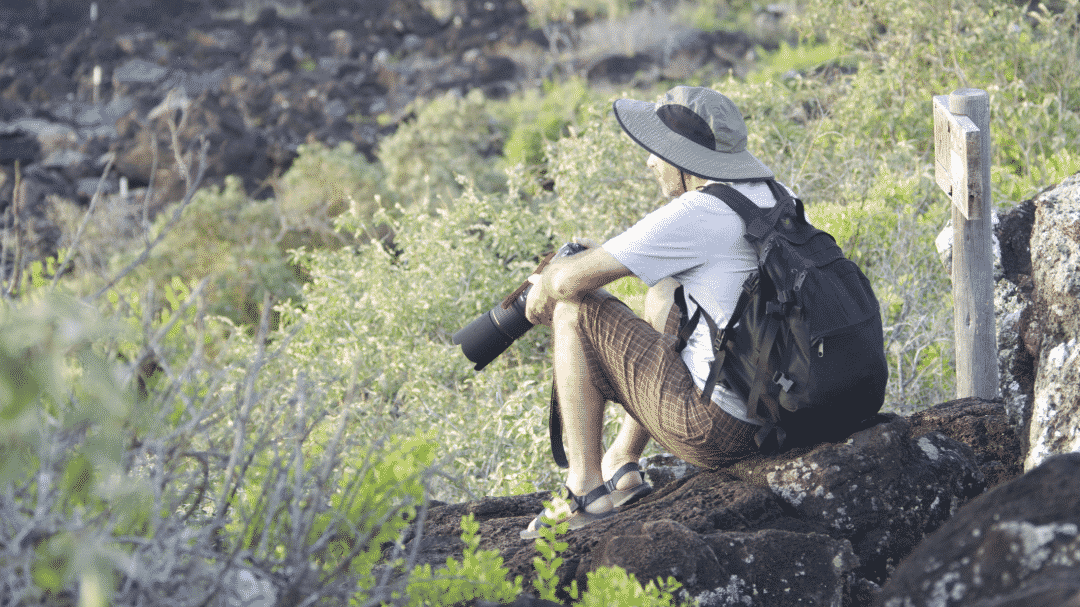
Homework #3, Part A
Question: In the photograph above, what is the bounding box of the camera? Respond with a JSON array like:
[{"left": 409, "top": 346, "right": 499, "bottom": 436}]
[{"left": 452, "top": 242, "right": 587, "bottom": 370}]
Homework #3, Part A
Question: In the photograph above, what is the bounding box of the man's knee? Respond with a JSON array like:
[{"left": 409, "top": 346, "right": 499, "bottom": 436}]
[{"left": 551, "top": 299, "right": 582, "bottom": 333}]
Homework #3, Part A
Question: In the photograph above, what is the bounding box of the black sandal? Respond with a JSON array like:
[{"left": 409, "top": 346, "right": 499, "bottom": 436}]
[
  {"left": 604, "top": 462, "right": 652, "bottom": 508},
  {"left": 520, "top": 484, "right": 615, "bottom": 540}
]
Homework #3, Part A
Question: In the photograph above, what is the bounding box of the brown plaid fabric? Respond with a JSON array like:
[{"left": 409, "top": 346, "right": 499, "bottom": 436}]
[{"left": 570, "top": 290, "right": 758, "bottom": 469}]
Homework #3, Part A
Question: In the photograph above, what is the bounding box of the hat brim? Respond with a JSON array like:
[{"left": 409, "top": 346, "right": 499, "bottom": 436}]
[{"left": 613, "top": 98, "right": 774, "bottom": 182}]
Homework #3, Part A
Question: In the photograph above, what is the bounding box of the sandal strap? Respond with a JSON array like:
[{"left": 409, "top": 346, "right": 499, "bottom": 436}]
[
  {"left": 562, "top": 483, "right": 611, "bottom": 514},
  {"left": 604, "top": 462, "right": 642, "bottom": 493}
]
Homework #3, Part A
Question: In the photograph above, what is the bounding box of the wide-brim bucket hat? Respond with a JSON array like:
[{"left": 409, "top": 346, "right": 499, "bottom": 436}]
[{"left": 613, "top": 85, "right": 773, "bottom": 181}]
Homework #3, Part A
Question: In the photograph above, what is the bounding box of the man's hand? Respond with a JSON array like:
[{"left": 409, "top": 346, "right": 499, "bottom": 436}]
[
  {"left": 525, "top": 273, "right": 556, "bottom": 327},
  {"left": 572, "top": 236, "right": 601, "bottom": 250},
  {"left": 525, "top": 240, "right": 633, "bottom": 327}
]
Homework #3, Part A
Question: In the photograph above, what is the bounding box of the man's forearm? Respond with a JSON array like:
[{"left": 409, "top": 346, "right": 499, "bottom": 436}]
[{"left": 543, "top": 248, "right": 633, "bottom": 302}]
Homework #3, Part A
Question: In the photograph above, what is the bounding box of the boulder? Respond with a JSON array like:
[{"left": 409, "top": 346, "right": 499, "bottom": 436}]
[
  {"left": 394, "top": 405, "right": 1005, "bottom": 606},
  {"left": 879, "top": 452, "right": 1080, "bottom": 607},
  {"left": 698, "top": 529, "right": 858, "bottom": 607},
  {"left": 1024, "top": 173, "right": 1080, "bottom": 471},
  {"left": 908, "top": 398, "right": 1022, "bottom": 490},
  {"left": 994, "top": 197, "right": 1038, "bottom": 432},
  {"left": 727, "top": 416, "right": 984, "bottom": 585}
]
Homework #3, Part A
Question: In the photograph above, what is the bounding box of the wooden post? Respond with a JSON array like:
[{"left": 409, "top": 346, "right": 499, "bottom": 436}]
[{"left": 933, "top": 88, "right": 999, "bottom": 400}]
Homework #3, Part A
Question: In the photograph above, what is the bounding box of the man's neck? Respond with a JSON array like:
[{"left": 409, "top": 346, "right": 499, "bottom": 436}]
[{"left": 680, "top": 171, "right": 711, "bottom": 193}]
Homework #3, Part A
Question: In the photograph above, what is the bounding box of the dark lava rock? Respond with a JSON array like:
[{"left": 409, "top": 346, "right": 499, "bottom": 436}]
[
  {"left": 392, "top": 404, "right": 1006, "bottom": 606},
  {"left": 0, "top": 0, "right": 766, "bottom": 229},
  {"left": 727, "top": 416, "right": 985, "bottom": 586},
  {"left": 879, "top": 452, "right": 1080, "bottom": 607},
  {"left": 909, "top": 397, "right": 1023, "bottom": 490}
]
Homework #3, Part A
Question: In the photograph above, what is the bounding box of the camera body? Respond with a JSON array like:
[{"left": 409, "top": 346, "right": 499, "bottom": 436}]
[{"left": 452, "top": 242, "right": 587, "bottom": 370}]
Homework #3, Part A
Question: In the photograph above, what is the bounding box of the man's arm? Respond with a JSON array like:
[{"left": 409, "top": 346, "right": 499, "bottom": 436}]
[
  {"left": 526, "top": 246, "right": 632, "bottom": 326},
  {"left": 644, "top": 277, "right": 679, "bottom": 333},
  {"left": 545, "top": 247, "right": 633, "bottom": 301}
]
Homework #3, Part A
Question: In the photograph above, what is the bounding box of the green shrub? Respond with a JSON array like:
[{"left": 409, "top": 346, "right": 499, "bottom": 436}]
[
  {"left": 377, "top": 89, "right": 509, "bottom": 210},
  {"left": 500, "top": 78, "right": 594, "bottom": 171},
  {"left": 546, "top": 97, "right": 665, "bottom": 241},
  {"left": 109, "top": 176, "right": 300, "bottom": 327},
  {"left": 274, "top": 141, "right": 389, "bottom": 249},
  {"left": 277, "top": 166, "right": 565, "bottom": 502}
]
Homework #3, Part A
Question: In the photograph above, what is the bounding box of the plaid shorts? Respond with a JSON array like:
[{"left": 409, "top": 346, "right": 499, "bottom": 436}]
[{"left": 569, "top": 290, "right": 758, "bottom": 469}]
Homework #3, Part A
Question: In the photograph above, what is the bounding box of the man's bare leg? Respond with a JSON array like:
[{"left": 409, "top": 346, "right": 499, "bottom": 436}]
[
  {"left": 550, "top": 297, "right": 612, "bottom": 513},
  {"left": 601, "top": 277, "right": 678, "bottom": 489}
]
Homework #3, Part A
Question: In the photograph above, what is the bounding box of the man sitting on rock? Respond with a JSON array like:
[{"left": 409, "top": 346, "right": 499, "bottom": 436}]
[{"left": 521, "top": 85, "right": 790, "bottom": 539}]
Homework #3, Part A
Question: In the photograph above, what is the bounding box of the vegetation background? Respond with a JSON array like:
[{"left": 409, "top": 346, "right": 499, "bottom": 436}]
[{"left": 2, "top": 0, "right": 1078, "bottom": 604}]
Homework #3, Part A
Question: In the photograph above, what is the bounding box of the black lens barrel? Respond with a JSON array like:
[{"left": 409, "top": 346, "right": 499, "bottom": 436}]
[
  {"left": 452, "top": 285, "right": 533, "bottom": 370},
  {"left": 452, "top": 242, "right": 588, "bottom": 370}
]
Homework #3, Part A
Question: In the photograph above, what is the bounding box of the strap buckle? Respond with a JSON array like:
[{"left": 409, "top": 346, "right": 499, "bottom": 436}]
[{"left": 772, "top": 371, "right": 794, "bottom": 393}]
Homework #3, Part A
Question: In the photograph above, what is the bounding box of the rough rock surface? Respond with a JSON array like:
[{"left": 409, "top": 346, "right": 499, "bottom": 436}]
[
  {"left": 994, "top": 196, "right": 1038, "bottom": 432},
  {"left": 908, "top": 397, "right": 1023, "bottom": 490},
  {"left": 1023, "top": 173, "right": 1080, "bottom": 471},
  {"left": 879, "top": 452, "right": 1080, "bottom": 607},
  {"left": 391, "top": 402, "right": 1017, "bottom": 606}
]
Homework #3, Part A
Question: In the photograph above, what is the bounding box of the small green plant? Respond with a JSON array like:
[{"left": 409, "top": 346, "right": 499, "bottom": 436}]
[
  {"left": 570, "top": 567, "right": 684, "bottom": 607},
  {"left": 274, "top": 141, "right": 388, "bottom": 248},
  {"left": 403, "top": 514, "right": 523, "bottom": 606},
  {"left": 531, "top": 503, "right": 571, "bottom": 602}
]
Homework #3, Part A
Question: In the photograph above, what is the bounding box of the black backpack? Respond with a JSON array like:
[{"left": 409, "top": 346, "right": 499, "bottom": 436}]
[{"left": 672, "top": 180, "right": 888, "bottom": 453}]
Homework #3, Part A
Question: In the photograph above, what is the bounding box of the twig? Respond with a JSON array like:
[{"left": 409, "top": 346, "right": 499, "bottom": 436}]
[
  {"left": 6, "top": 160, "right": 24, "bottom": 298},
  {"left": 143, "top": 120, "right": 159, "bottom": 241},
  {"left": 53, "top": 155, "right": 115, "bottom": 290},
  {"left": 89, "top": 137, "right": 209, "bottom": 302}
]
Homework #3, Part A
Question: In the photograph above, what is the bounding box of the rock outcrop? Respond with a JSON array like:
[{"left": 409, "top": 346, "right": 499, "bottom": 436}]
[
  {"left": 939, "top": 172, "right": 1080, "bottom": 471},
  {"left": 1022, "top": 174, "right": 1080, "bottom": 470},
  {"left": 392, "top": 400, "right": 1021, "bottom": 606},
  {"left": 879, "top": 452, "right": 1080, "bottom": 606}
]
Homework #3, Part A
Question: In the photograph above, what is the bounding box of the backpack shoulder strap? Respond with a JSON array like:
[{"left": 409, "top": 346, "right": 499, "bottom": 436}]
[
  {"left": 702, "top": 181, "right": 789, "bottom": 242},
  {"left": 763, "top": 179, "right": 809, "bottom": 226}
]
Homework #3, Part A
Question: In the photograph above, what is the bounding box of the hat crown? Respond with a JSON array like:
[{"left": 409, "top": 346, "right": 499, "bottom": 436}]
[
  {"left": 611, "top": 84, "right": 773, "bottom": 181},
  {"left": 659, "top": 86, "right": 748, "bottom": 154}
]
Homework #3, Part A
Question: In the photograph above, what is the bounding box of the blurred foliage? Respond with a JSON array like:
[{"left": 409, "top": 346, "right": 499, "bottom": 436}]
[
  {"left": 0, "top": 292, "right": 148, "bottom": 606},
  {"left": 402, "top": 514, "right": 522, "bottom": 606}
]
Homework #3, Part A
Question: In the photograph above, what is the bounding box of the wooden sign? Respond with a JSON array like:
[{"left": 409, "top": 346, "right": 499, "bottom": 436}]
[{"left": 933, "top": 95, "right": 982, "bottom": 220}]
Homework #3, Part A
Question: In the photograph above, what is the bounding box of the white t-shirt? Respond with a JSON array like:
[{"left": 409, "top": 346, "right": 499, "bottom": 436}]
[{"left": 603, "top": 181, "right": 790, "bottom": 425}]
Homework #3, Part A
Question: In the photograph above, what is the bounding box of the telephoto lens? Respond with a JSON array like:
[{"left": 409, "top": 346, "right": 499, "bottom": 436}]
[{"left": 452, "top": 242, "right": 587, "bottom": 370}]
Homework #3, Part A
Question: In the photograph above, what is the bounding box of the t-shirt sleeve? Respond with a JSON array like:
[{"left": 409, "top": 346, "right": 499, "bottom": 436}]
[{"left": 602, "top": 198, "right": 708, "bottom": 287}]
